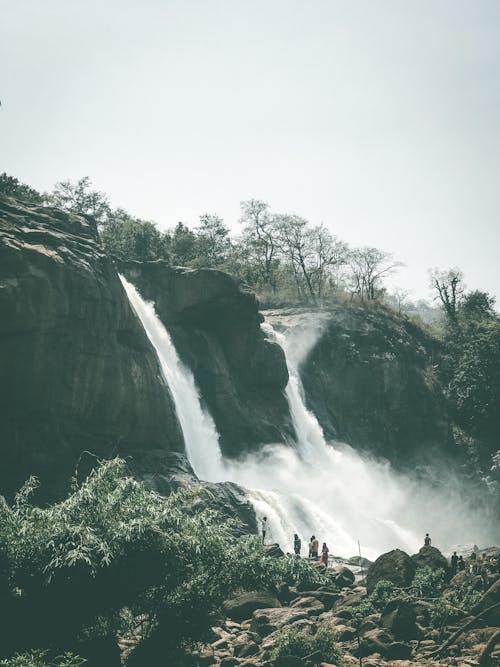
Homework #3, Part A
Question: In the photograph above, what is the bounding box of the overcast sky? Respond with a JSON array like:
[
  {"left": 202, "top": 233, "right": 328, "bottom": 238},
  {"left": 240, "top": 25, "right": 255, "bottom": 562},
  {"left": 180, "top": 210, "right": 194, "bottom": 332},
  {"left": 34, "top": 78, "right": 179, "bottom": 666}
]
[{"left": 1, "top": 0, "right": 499, "bottom": 300}]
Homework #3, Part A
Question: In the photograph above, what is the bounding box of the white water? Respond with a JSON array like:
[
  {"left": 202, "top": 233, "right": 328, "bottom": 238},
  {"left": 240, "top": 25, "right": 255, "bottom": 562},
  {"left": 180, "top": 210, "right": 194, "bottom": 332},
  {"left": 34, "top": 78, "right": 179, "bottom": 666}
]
[
  {"left": 121, "top": 278, "right": 498, "bottom": 560},
  {"left": 120, "top": 276, "right": 223, "bottom": 481}
]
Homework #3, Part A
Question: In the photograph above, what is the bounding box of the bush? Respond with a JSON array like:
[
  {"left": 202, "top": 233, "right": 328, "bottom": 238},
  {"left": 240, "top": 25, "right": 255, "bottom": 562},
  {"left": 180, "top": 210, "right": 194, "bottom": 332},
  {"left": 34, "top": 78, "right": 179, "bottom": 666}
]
[
  {"left": 0, "top": 459, "right": 322, "bottom": 660},
  {"left": 350, "top": 579, "right": 402, "bottom": 617},
  {"left": 0, "top": 652, "right": 85, "bottom": 667},
  {"left": 271, "top": 627, "right": 343, "bottom": 665},
  {"left": 410, "top": 566, "right": 446, "bottom": 598}
]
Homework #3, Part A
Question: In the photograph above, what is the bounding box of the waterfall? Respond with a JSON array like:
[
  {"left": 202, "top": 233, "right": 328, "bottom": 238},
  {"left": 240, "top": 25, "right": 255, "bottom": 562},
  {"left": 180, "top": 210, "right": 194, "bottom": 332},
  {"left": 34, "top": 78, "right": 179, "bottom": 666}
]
[
  {"left": 120, "top": 276, "right": 223, "bottom": 482},
  {"left": 121, "top": 278, "right": 494, "bottom": 560}
]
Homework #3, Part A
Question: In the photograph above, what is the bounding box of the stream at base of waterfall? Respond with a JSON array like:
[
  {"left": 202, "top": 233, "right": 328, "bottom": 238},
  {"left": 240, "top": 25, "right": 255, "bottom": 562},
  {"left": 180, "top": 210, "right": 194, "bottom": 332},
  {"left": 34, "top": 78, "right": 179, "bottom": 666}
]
[{"left": 121, "top": 276, "right": 496, "bottom": 561}]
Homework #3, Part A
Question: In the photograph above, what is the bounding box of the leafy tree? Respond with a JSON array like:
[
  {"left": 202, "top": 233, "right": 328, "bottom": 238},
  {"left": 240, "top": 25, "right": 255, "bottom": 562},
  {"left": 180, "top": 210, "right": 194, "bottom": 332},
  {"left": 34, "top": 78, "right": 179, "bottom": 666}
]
[
  {"left": 100, "top": 208, "right": 168, "bottom": 261},
  {"left": 47, "top": 177, "right": 110, "bottom": 223},
  {"left": 0, "top": 173, "right": 43, "bottom": 204},
  {"left": 271, "top": 627, "right": 343, "bottom": 665},
  {"left": 457, "top": 290, "right": 496, "bottom": 324},
  {"left": 170, "top": 222, "right": 198, "bottom": 266},
  {"left": 195, "top": 213, "right": 230, "bottom": 267},
  {"left": 0, "top": 460, "right": 323, "bottom": 662}
]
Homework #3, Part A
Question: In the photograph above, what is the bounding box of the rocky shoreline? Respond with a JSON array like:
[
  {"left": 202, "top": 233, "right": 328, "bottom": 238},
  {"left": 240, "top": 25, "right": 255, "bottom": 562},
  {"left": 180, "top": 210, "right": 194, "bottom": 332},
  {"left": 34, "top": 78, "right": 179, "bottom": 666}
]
[{"left": 182, "top": 546, "right": 500, "bottom": 667}]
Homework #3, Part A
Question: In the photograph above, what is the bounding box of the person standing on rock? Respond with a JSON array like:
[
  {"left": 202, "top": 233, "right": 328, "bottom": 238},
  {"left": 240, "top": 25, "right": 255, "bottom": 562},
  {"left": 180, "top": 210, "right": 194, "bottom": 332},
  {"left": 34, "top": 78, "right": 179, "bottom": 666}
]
[
  {"left": 309, "top": 535, "right": 319, "bottom": 560},
  {"left": 261, "top": 516, "right": 267, "bottom": 544},
  {"left": 458, "top": 555, "right": 466, "bottom": 572},
  {"left": 424, "top": 533, "right": 431, "bottom": 546},
  {"left": 294, "top": 533, "right": 301, "bottom": 556},
  {"left": 451, "top": 551, "right": 458, "bottom": 576},
  {"left": 320, "top": 542, "right": 329, "bottom": 567}
]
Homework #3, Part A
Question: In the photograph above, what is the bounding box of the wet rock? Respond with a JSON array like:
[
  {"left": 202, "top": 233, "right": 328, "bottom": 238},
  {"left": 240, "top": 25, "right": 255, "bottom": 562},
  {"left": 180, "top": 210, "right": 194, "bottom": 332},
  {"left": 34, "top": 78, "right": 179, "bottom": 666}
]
[
  {"left": 366, "top": 549, "right": 416, "bottom": 594},
  {"left": 251, "top": 608, "right": 309, "bottom": 637},
  {"left": 386, "top": 641, "right": 412, "bottom": 660},
  {"left": 264, "top": 543, "right": 284, "bottom": 559},
  {"left": 290, "top": 596, "right": 325, "bottom": 616}
]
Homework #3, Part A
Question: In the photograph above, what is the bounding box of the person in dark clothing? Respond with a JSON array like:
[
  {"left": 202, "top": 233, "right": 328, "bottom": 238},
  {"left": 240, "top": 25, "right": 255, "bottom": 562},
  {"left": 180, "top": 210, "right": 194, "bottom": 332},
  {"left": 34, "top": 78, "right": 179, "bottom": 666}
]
[
  {"left": 424, "top": 533, "right": 431, "bottom": 546},
  {"left": 451, "top": 551, "right": 458, "bottom": 576},
  {"left": 293, "top": 533, "right": 301, "bottom": 557},
  {"left": 458, "top": 555, "right": 466, "bottom": 572}
]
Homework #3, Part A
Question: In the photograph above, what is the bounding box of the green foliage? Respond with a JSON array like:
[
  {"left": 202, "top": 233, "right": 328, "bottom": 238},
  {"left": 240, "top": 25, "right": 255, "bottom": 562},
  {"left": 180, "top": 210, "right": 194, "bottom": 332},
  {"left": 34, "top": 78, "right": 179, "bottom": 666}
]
[
  {"left": 349, "top": 579, "right": 402, "bottom": 617},
  {"left": 0, "top": 173, "right": 43, "bottom": 204},
  {"left": 444, "top": 577, "right": 483, "bottom": 613},
  {"left": 410, "top": 566, "right": 446, "bottom": 598},
  {"left": 0, "top": 652, "right": 85, "bottom": 667},
  {"left": 46, "top": 178, "right": 110, "bottom": 222},
  {"left": 271, "top": 627, "right": 343, "bottom": 665},
  {"left": 0, "top": 459, "right": 322, "bottom": 660}
]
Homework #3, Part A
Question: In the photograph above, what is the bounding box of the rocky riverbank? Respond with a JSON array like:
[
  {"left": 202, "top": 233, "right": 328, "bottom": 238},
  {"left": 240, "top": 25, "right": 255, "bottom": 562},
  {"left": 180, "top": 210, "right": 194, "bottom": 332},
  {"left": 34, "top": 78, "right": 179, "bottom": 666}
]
[{"left": 182, "top": 546, "right": 500, "bottom": 667}]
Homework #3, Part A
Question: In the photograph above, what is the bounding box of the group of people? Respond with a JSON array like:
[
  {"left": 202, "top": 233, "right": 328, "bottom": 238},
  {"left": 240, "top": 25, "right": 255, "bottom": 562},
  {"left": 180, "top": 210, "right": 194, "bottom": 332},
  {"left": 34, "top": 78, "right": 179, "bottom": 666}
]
[
  {"left": 261, "top": 520, "right": 331, "bottom": 567},
  {"left": 425, "top": 533, "right": 499, "bottom": 583}
]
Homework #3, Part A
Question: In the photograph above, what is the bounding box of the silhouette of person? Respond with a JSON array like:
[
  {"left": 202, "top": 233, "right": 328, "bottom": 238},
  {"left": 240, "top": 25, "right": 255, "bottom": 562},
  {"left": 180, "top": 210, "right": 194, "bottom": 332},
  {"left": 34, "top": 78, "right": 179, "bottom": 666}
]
[
  {"left": 309, "top": 535, "right": 319, "bottom": 559},
  {"left": 294, "top": 533, "right": 301, "bottom": 556},
  {"left": 424, "top": 533, "right": 431, "bottom": 546},
  {"left": 451, "top": 551, "right": 458, "bottom": 576},
  {"left": 261, "top": 516, "right": 267, "bottom": 544},
  {"left": 458, "top": 555, "right": 466, "bottom": 572}
]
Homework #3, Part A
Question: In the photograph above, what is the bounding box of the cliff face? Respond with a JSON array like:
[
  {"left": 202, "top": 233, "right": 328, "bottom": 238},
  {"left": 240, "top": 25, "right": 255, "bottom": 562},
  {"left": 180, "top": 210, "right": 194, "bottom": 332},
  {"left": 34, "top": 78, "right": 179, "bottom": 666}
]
[
  {"left": 267, "top": 307, "right": 453, "bottom": 466},
  {"left": 0, "top": 198, "right": 185, "bottom": 499},
  {"left": 120, "top": 261, "right": 293, "bottom": 457}
]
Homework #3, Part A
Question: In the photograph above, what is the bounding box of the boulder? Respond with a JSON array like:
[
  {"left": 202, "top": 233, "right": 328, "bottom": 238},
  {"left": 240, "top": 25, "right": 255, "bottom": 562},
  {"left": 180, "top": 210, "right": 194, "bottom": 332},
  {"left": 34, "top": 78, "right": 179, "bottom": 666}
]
[
  {"left": 471, "top": 578, "right": 500, "bottom": 625},
  {"left": 366, "top": 549, "right": 416, "bottom": 594},
  {"left": 264, "top": 543, "right": 285, "bottom": 558},
  {"left": 411, "top": 545, "right": 450, "bottom": 576},
  {"left": 332, "top": 565, "right": 355, "bottom": 587},
  {"left": 381, "top": 599, "right": 419, "bottom": 640},
  {"left": 224, "top": 591, "right": 282, "bottom": 622},
  {"left": 250, "top": 608, "right": 309, "bottom": 637},
  {"left": 386, "top": 641, "right": 412, "bottom": 660},
  {"left": 355, "top": 628, "right": 393, "bottom": 658},
  {"left": 290, "top": 596, "right": 325, "bottom": 616}
]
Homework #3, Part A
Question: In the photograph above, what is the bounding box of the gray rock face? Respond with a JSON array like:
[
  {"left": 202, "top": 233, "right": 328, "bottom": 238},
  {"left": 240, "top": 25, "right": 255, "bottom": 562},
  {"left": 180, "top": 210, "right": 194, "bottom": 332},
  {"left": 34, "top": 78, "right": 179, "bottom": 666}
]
[
  {"left": 0, "top": 198, "right": 185, "bottom": 500},
  {"left": 119, "top": 261, "right": 293, "bottom": 457},
  {"left": 267, "top": 307, "right": 453, "bottom": 466},
  {"left": 411, "top": 545, "right": 450, "bottom": 576}
]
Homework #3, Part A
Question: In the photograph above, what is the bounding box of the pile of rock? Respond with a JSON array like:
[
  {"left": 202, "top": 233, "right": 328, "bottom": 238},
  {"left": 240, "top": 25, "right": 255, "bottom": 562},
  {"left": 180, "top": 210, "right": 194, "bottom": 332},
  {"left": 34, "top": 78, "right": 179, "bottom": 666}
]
[{"left": 190, "top": 547, "right": 500, "bottom": 667}]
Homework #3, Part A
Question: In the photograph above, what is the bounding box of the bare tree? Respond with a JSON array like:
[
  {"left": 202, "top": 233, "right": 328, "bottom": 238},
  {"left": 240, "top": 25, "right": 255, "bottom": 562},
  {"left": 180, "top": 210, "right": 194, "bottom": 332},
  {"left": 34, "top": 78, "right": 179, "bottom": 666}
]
[
  {"left": 239, "top": 199, "right": 279, "bottom": 291},
  {"left": 347, "top": 247, "right": 402, "bottom": 300},
  {"left": 274, "top": 214, "right": 316, "bottom": 300},
  {"left": 429, "top": 267, "right": 464, "bottom": 322},
  {"left": 307, "top": 224, "right": 349, "bottom": 299}
]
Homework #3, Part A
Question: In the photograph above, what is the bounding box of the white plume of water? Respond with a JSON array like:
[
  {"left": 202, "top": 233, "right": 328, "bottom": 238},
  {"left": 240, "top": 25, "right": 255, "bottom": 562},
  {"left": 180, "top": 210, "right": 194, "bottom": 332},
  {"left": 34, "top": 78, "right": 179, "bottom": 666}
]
[
  {"left": 119, "top": 276, "right": 223, "bottom": 481},
  {"left": 121, "top": 278, "right": 497, "bottom": 560}
]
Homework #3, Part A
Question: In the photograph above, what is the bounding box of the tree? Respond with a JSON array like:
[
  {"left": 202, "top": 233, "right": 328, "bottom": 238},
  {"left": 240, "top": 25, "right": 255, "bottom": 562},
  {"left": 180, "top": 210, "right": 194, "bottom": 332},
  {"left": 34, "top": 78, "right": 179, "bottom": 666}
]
[
  {"left": 195, "top": 213, "right": 230, "bottom": 267},
  {"left": 47, "top": 177, "right": 110, "bottom": 223},
  {"left": 274, "top": 214, "right": 317, "bottom": 300},
  {"left": 458, "top": 290, "right": 497, "bottom": 324},
  {"left": 170, "top": 222, "right": 198, "bottom": 266},
  {"left": 0, "top": 173, "right": 43, "bottom": 204},
  {"left": 429, "top": 268, "right": 465, "bottom": 323},
  {"left": 100, "top": 208, "right": 168, "bottom": 261},
  {"left": 347, "top": 247, "right": 401, "bottom": 300},
  {"left": 307, "top": 224, "right": 348, "bottom": 299},
  {"left": 239, "top": 200, "right": 279, "bottom": 291}
]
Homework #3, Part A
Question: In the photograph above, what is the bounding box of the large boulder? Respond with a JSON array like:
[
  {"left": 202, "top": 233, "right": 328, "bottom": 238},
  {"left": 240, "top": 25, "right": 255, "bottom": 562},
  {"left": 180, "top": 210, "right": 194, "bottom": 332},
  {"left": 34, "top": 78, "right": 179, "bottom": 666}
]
[
  {"left": 366, "top": 549, "right": 416, "bottom": 594},
  {"left": 120, "top": 261, "right": 293, "bottom": 457},
  {"left": 0, "top": 198, "right": 185, "bottom": 500},
  {"left": 223, "top": 591, "right": 281, "bottom": 623},
  {"left": 411, "top": 545, "right": 450, "bottom": 576},
  {"left": 471, "top": 578, "right": 500, "bottom": 626},
  {"left": 381, "top": 599, "right": 419, "bottom": 640}
]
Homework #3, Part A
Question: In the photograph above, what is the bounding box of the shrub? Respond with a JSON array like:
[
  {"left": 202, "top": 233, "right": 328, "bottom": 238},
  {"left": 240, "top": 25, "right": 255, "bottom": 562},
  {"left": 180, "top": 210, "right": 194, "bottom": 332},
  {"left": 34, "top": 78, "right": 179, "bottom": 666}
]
[
  {"left": 0, "top": 459, "right": 322, "bottom": 660},
  {"left": 410, "top": 566, "right": 446, "bottom": 598},
  {"left": 350, "top": 579, "right": 402, "bottom": 617},
  {"left": 271, "top": 627, "right": 343, "bottom": 665},
  {"left": 0, "top": 652, "right": 85, "bottom": 667}
]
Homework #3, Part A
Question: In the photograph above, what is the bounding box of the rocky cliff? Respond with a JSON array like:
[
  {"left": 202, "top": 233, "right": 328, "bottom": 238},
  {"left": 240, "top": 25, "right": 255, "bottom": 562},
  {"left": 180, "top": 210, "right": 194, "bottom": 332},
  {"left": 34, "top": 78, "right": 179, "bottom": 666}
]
[
  {"left": 119, "top": 261, "right": 293, "bottom": 458},
  {"left": 267, "top": 307, "right": 453, "bottom": 466},
  {"left": 0, "top": 198, "right": 185, "bottom": 499}
]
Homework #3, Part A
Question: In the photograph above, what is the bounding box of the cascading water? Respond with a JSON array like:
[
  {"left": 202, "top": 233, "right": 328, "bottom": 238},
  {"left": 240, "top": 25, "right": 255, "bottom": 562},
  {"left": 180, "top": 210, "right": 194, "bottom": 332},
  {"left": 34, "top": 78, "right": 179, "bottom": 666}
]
[
  {"left": 120, "top": 276, "right": 223, "bottom": 482},
  {"left": 121, "top": 278, "right": 496, "bottom": 560}
]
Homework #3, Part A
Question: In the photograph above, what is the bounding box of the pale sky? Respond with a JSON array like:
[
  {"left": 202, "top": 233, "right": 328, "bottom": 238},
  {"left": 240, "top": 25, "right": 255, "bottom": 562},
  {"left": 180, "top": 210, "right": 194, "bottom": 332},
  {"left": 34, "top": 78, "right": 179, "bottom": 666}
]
[{"left": 1, "top": 0, "right": 500, "bottom": 300}]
